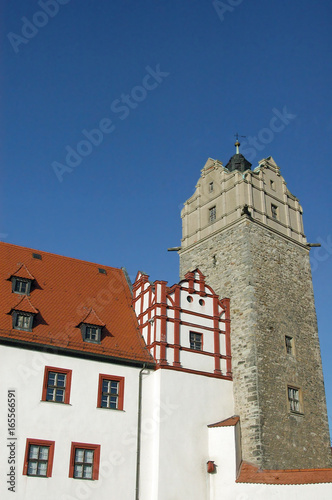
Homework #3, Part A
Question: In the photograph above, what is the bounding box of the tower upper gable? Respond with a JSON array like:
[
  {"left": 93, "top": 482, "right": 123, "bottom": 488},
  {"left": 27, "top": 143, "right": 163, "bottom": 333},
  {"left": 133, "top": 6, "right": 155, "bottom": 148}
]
[{"left": 181, "top": 155, "right": 306, "bottom": 249}]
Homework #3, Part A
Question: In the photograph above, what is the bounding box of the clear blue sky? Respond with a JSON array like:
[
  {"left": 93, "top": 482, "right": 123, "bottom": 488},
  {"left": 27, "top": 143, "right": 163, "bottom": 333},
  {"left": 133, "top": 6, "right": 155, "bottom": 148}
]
[{"left": 1, "top": 0, "right": 332, "bottom": 434}]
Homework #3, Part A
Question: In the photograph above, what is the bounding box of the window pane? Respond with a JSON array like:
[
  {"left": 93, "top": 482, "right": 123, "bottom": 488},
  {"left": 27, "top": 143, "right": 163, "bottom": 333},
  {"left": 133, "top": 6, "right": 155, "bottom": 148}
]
[
  {"left": 55, "top": 389, "right": 64, "bottom": 402},
  {"left": 38, "top": 462, "right": 48, "bottom": 476},
  {"left": 101, "top": 395, "right": 108, "bottom": 407},
  {"left": 102, "top": 380, "right": 109, "bottom": 392},
  {"left": 74, "top": 464, "right": 83, "bottom": 478},
  {"left": 46, "top": 388, "right": 54, "bottom": 401},
  {"left": 57, "top": 374, "right": 66, "bottom": 387},
  {"left": 83, "top": 465, "right": 93, "bottom": 479},
  {"left": 75, "top": 449, "right": 84, "bottom": 462},
  {"left": 28, "top": 462, "right": 37, "bottom": 475},
  {"left": 48, "top": 373, "right": 56, "bottom": 385},
  {"left": 23, "top": 316, "right": 30, "bottom": 328},
  {"left": 110, "top": 382, "right": 118, "bottom": 394},
  {"left": 39, "top": 447, "right": 49, "bottom": 460},
  {"left": 29, "top": 445, "right": 39, "bottom": 459},
  {"left": 85, "top": 450, "right": 94, "bottom": 463},
  {"left": 110, "top": 397, "right": 118, "bottom": 409}
]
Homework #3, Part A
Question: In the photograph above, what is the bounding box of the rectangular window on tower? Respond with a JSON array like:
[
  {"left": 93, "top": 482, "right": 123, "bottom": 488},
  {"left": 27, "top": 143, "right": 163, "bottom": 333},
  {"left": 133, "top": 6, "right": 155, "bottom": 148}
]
[
  {"left": 271, "top": 204, "right": 278, "bottom": 220},
  {"left": 285, "top": 336, "right": 294, "bottom": 355},
  {"left": 209, "top": 181, "right": 214, "bottom": 193},
  {"left": 209, "top": 206, "right": 216, "bottom": 223},
  {"left": 288, "top": 386, "right": 302, "bottom": 414}
]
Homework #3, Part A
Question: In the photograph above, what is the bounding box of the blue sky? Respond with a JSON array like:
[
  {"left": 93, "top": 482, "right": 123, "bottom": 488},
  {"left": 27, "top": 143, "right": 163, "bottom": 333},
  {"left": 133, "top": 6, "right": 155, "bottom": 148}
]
[{"left": 1, "top": 0, "right": 332, "bottom": 434}]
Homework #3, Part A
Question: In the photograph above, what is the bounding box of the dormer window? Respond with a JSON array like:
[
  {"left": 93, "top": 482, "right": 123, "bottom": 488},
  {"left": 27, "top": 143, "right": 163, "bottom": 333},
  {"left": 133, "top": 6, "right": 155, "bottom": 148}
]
[
  {"left": 12, "top": 277, "right": 32, "bottom": 295},
  {"left": 12, "top": 311, "right": 34, "bottom": 331},
  {"left": 80, "top": 324, "right": 102, "bottom": 343}
]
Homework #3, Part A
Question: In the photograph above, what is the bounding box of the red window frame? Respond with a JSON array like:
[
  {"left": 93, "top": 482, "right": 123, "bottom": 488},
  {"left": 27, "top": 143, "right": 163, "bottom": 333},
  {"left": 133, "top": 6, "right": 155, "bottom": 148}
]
[
  {"left": 23, "top": 438, "right": 55, "bottom": 477},
  {"left": 42, "top": 366, "right": 72, "bottom": 404},
  {"left": 97, "top": 374, "right": 125, "bottom": 410},
  {"left": 69, "top": 442, "right": 101, "bottom": 480}
]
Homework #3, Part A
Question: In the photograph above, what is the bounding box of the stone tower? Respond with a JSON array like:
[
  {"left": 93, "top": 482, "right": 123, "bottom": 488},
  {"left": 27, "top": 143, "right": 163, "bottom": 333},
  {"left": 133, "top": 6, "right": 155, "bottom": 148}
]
[{"left": 179, "top": 145, "right": 331, "bottom": 470}]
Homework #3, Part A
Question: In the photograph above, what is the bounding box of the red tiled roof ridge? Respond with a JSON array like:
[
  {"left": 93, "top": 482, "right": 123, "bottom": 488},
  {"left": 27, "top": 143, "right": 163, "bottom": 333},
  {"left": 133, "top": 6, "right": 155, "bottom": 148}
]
[
  {"left": 0, "top": 241, "right": 121, "bottom": 273},
  {"left": 236, "top": 461, "right": 332, "bottom": 485},
  {"left": 11, "top": 263, "right": 35, "bottom": 280},
  {"left": 208, "top": 415, "right": 240, "bottom": 427},
  {"left": 79, "top": 308, "right": 105, "bottom": 327},
  {"left": 10, "top": 295, "right": 39, "bottom": 314}
]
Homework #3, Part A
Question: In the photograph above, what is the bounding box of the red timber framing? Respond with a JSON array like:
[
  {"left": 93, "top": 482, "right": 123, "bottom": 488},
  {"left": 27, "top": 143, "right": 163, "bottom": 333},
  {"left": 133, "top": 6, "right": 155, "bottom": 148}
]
[{"left": 133, "top": 269, "right": 232, "bottom": 380}]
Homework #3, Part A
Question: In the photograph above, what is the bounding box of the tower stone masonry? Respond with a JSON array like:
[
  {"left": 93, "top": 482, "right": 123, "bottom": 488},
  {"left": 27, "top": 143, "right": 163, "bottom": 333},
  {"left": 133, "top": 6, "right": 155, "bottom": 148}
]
[{"left": 179, "top": 149, "right": 331, "bottom": 470}]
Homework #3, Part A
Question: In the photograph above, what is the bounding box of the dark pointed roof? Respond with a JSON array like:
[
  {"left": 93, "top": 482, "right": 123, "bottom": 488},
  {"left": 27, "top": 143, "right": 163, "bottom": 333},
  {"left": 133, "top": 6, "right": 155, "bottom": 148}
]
[{"left": 225, "top": 153, "right": 252, "bottom": 173}]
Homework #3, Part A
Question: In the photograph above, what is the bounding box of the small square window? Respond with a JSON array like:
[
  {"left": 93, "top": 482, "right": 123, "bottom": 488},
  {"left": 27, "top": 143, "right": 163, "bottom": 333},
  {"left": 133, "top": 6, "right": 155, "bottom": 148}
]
[
  {"left": 285, "top": 336, "right": 294, "bottom": 355},
  {"left": 271, "top": 204, "right": 278, "bottom": 220},
  {"left": 80, "top": 324, "right": 102, "bottom": 343},
  {"left": 69, "top": 443, "right": 100, "bottom": 480},
  {"left": 288, "top": 386, "right": 301, "bottom": 413},
  {"left": 209, "top": 206, "right": 216, "bottom": 223},
  {"left": 12, "top": 311, "right": 33, "bottom": 331},
  {"left": 42, "top": 366, "right": 72, "bottom": 404},
  {"left": 12, "top": 277, "right": 31, "bottom": 295},
  {"left": 190, "top": 332, "right": 202, "bottom": 351},
  {"left": 209, "top": 181, "right": 214, "bottom": 193},
  {"left": 97, "top": 374, "right": 125, "bottom": 410},
  {"left": 23, "top": 439, "right": 55, "bottom": 477}
]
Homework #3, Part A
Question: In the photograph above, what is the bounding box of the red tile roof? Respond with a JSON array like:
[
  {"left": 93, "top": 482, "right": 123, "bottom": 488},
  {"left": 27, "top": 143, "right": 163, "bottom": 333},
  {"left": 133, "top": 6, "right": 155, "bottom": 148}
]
[
  {"left": 79, "top": 308, "right": 106, "bottom": 327},
  {"left": 10, "top": 295, "right": 39, "bottom": 314},
  {"left": 237, "top": 461, "right": 332, "bottom": 485},
  {"left": 208, "top": 415, "right": 240, "bottom": 427},
  {"left": 0, "top": 242, "right": 154, "bottom": 365},
  {"left": 10, "top": 263, "right": 35, "bottom": 280}
]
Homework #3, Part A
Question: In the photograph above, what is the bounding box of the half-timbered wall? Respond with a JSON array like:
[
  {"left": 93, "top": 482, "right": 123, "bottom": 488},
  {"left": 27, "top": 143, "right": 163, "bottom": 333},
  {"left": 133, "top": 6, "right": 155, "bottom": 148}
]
[{"left": 133, "top": 269, "right": 231, "bottom": 380}]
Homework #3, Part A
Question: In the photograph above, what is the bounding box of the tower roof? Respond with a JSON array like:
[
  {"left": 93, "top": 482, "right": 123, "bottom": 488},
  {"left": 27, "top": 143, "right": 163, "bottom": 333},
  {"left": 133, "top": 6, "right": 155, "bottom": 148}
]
[
  {"left": 225, "top": 139, "right": 252, "bottom": 173},
  {"left": 225, "top": 152, "right": 252, "bottom": 173}
]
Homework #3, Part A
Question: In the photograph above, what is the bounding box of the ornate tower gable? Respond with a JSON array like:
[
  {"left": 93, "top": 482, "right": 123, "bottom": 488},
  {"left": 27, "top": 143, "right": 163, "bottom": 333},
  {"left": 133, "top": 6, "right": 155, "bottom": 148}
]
[
  {"left": 181, "top": 155, "right": 306, "bottom": 252},
  {"left": 132, "top": 269, "right": 231, "bottom": 379}
]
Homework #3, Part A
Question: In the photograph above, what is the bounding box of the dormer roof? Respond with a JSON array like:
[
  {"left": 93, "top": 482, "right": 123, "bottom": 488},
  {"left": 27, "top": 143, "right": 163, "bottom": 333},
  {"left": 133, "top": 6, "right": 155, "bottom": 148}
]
[
  {"left": 10, "top": 263, "right": 35, "bottom": 281},
  {"left": 78, "top": 308, "right": 105, "bottom": 327},
  {"left": 10, "top": 295, "right": 38, "bottom": 315}
]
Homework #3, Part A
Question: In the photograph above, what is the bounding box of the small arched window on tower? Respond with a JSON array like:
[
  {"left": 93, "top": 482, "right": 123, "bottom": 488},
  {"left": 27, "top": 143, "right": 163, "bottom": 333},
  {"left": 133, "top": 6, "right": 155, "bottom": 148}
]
[{"left": 209, "top": 206, "right": 216, "bottom": 223}]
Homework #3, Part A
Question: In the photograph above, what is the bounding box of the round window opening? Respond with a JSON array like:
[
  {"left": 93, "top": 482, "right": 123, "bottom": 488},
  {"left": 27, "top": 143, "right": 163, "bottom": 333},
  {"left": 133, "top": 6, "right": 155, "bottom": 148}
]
[
  {"left": 199, "top": 299, "right": 205, "bottom": 306},
  {"left": 187, "top": 296, "right": 193, "bottom": 303}
]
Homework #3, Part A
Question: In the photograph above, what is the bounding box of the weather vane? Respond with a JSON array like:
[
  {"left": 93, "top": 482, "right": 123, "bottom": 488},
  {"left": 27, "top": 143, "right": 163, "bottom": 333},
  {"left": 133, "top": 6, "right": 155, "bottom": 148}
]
[{"left": 234, "top": 133, "right": 246, "bottom": 154}]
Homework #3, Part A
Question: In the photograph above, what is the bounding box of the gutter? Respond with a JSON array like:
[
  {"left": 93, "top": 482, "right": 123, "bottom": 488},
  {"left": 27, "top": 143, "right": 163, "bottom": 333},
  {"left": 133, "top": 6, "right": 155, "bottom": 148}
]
[{"left": 135, "top": 363, "right": 147, "bottom": 500}]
